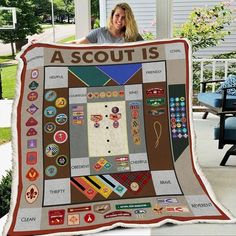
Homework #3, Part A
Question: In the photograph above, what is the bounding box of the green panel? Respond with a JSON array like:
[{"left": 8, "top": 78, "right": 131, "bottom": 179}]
[
  {"left": 168, "top": 84, "right": 189, "bottom": 161},
  {"left": 69, "top": 66, "right": 110, "bottom": 87}
]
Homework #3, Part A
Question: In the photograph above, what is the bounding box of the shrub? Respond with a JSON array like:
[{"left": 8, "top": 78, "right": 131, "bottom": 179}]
[{"left": 0, "top": 170, "right": 12, "bottom": 218}]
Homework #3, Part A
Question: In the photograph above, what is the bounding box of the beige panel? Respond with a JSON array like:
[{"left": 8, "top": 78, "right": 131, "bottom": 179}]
[
  {"left": 175, "top": 146, "right": 205, "bottom": 195},
  {"left": 167, "top": 59, "right": 187, "bottom": 84}
]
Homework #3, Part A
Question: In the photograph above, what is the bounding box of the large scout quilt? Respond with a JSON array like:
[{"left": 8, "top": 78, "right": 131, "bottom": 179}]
[{"left": 4, "top": 39, "right": 233, "bottom": 235}]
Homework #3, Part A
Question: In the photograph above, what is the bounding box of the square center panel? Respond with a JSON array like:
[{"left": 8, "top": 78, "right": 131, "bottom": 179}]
[
  {"left": 87, "top": 100, "right": 128, "bottom": 157},
  {"left": 69, "top": 84, "right": 148, "bottom": 177}
]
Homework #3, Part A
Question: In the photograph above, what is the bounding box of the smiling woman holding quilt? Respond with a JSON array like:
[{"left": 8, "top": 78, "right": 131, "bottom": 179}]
[{"left": 72, "top": 2, "right": 143, "bottom": 44}]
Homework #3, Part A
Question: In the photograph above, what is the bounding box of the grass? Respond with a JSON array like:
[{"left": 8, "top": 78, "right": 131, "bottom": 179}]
[
  {"left": 0, "top": 31, "right": 74, "bottom": 100},
  {"left": 0, "top": 55, "right": 15, "bottom": 63},
  {"left": 1, "top": 64, "right": 17, "bottom": 99},
  {"left": 0, "top": 55, "right": 15, "bottom": 145},
  {"left": 57, "top": 35, "right": 75, "bottom": 43},
  {"left": 0, "top": 128, "right": 11, "bottom": 144},
  {"left": 41, "top": 24, "right": 53, "bottom": 30}
]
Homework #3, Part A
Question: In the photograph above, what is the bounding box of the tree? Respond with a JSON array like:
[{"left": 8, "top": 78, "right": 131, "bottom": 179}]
[
  {"left": 33, "top": 0, "right": 52, "bottom": 23},
  {"left": 0, "top": 170, "right": 12, "bottom": 218},
  {"left": 174, "top": 2, "right": 234, "bottom": 54},
  {"left": 53, "top": 0, "right": 74, "bottom": 23},
  {"left": 0, "top": 0, "right": 43, "bottom": 56},
  {"left": 91, "top": 0, "right": 99, "bottom": 28},
  {"left": 173, "top": 2, "right": 235, "bottom": 94},
  {"left": 0, "top": 9, "right": 14, "bottom": 27},
  {"left": 91, "top": 0, "right": 99, "bottom": 18}
]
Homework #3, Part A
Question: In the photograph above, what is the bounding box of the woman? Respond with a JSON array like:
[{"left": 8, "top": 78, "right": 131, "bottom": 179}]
[{"left": 74, "top": 2, "right": 143, "bottom": 44}]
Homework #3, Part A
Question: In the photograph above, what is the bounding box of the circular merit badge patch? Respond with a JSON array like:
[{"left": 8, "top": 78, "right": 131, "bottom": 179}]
[
  {"left": 45, "top": 144, "right": 59, "bottom": 157},
  {"left": 44, "top": 106, "right": 57, "bottom": 118},
  {"left": 44, "top": 122, "right": 56, "bottom": 133},
  {"left": 55, "top": 97, "right": 67, "bottom": 108},
  {"left": 45, "top": 90, "right": 57, "bottom": 102},
  {"left": 31, "top": 69, "right": 39, "bottom": 79},
  {"left": 45, "top": 165, "right": 57, "bottom": 177},
  {"left": 54, "top": 130, "right": 68, "bottom": 144},
  {"left": 56, "top": 155, "right": 68, "bottom": 167},
  {"left": 55, "top": 113, "right": 68, "bottom": 125},
  {"left": 27, "top": 91, "right": 38, "bottom": 101}
]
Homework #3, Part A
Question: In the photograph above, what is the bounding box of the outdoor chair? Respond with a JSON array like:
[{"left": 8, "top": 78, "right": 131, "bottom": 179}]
[
  {"left": 214, "top": 110, "right": 236, "bottom": 166},
  {"left": 211, "top": 82, "right": 236, "bottom": 166},
  {"left": 197, "top": 75, "right": 236, "bottom": 119}
]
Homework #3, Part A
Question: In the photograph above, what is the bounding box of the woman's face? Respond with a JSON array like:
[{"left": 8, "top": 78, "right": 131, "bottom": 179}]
[{"left": 112, "top": 7, "right": 126, "bottom": 32}]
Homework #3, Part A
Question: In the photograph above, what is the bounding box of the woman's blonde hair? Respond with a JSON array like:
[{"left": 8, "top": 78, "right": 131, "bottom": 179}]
[{"left": 107, "top": 3, "right": 139, "bottom": 42}]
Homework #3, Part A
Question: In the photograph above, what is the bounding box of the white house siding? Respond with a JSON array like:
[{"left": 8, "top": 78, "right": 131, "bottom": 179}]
[
  {"left": 101, "top": 0, "right": 235, "bottom": 57},
  {"left": 173, "top": 0, "right": 236, "bottom": 57},
  {"left": 101, "top": 0, "right": 157, "bottom": 36}
]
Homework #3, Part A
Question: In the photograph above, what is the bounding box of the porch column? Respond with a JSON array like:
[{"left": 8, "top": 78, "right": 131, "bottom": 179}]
[
  {"left": 99, "top": 0, "right": 106, "bottom": 27},
  {"left": 74, "top": 0, "right": 91, "bottom": 39},
  {"left": 156, "top": 0, "right": 173, "bottom": 39}
]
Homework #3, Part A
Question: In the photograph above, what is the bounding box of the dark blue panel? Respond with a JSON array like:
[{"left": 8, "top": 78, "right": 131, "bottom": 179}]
[{"left": 97, "top": 63, "right": 142, "bottom": 85}]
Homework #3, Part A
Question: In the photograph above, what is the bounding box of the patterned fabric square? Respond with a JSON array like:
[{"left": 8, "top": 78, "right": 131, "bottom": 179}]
[{"left": 216, "top": 74, "right": 236, "bottom": 96}]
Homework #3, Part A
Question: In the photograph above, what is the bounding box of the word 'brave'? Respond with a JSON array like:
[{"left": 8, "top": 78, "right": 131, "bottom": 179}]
[{"left": 50, "top": 47, "right": 159, "bottom": 64}]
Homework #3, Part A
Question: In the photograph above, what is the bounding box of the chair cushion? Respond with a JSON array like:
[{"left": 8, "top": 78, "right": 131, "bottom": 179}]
[
  {"left": 214, "top": 117, "right": 236, "bottom": 140},
  {"left": 216, "top": 74, "right": 236, "bottom": 96},
  {"left": 198, "top": 92, "right": 236, "bottom": 108}
]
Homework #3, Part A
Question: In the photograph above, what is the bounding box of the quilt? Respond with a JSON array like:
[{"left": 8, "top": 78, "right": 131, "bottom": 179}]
[{"left": 4, "top": 39, "right": 233, "bottom": 236}]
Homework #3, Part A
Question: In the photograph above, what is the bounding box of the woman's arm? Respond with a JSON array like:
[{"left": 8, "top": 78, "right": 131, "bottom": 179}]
[{"left": 70, "top": 37, "right": 91, "bottom": 44}]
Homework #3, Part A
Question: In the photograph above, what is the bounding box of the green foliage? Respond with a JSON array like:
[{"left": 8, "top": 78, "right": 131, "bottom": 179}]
[
  {"left": 93, "top": 18, "right": 100, "bottom": 29},
  {"left": 174, "top": 2, "right": 234, "bottom": 53},
  {"left": 32, "top": 0, "right": 52, "bottom": 22},
  {"left": 172, "top": 2, "right": 235, "bottom": 97},
  {"left": 0, "top": 128, "right": 12, "bottom": 144},
  {"left": 0, "top": 0, "right": 43, "bottom": 43},
  {"left": 0, "top": 170, "right": 12, "bottom": 218},
  {"left": 212, "top": 51, "right": 236, "bottom": 78},
  {"left": 91, "top": 0, "right": 99, "bottom": 18},
  {"left": 141, "top": 31, "right": 155, "bottom": 40},
  {"left": 54, "top": 0, "right": 74, "bottom": 23},
  {"left": 193, "top": 51, "right": 236, "bottom": 94},
  {"left": 0, "top": 8, "right": 13, "bottom": 27}
]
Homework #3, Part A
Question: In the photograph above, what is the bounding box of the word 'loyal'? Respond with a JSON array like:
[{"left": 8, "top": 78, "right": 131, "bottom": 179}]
[{"left": 50, "top": 47, "right": 159, "bottom": 64}]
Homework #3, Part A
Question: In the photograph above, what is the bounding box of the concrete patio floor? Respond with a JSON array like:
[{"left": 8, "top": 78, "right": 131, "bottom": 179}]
[
  {"left": 1, "top": 111, "right": 236, "bottom": 235},
  {"left": 87, "top": 112, "right": 236, "bottom": 236}
]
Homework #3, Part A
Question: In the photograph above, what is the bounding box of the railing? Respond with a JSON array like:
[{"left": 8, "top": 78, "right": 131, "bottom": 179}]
[{"left": 192, "top": 58, "right": 236, "bottom": 92}]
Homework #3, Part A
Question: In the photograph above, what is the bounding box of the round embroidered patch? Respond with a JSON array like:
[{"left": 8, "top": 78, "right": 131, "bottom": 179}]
[
  {"left": 130, "top": 182, "right": 139, "bottom": 192},
  {"left": 112, "top": 106, "right": 119, "bottom": 114},
  {"left": 100, "top": 92, "right": 106, "bottom": 98},
  {"left": 45, "top": 165, "right": 57, "bottom": 177},
  {"left": 45, "top": 144, "right": 59, "bottom": 157},
  {"left": 27, "top": 91, "right": 38, "bottom": 101},
  {"left": 44, "top": 122, "right": 56, "bottom": 133},
  {"left": 84, "top": 213, "right": 95, "bottom": 223},
  {"left": 55, "top": 97, "right": 67, "bottom": 108},
  {"left": 45, "top": 90, "right": 57, "bottom": 102},
  {"left": 112, "top": 91, "right": 118, "bottom": 97},
  {"left": 56, "top": 155, "right": 68, "bottom": 167},
  {"left": 55, "top": 113, "right": 68, "bottom": 125},
  {"left": 54, "top": 130, "right": 68, "bottom": 144},
  {"left": 44, "top": 106, "right": 57, "bottom": 118},
  {"left": 31, "top": 69, "right": 39, "bottom": 79}
]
